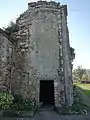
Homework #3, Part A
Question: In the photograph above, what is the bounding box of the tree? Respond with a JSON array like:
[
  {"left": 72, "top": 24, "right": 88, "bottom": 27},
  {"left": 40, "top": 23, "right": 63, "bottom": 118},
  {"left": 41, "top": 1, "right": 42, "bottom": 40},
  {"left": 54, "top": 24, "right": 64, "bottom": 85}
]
[
  {"left": 73, "top": 66, "right": 86, "bottom": 82},
  {"left": 82, "top": 69, "right": 90, "bottom": 82}
]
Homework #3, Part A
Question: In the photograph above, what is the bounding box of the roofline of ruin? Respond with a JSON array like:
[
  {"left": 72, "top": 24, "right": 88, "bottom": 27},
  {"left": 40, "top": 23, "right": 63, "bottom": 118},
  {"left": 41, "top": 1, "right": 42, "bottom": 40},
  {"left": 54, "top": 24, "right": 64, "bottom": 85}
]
[
  {"left": 28, "top": 1, "right": 60, "bottom": 8},
  {"left": 28, "top": 1, "right": 67, "bottom": 16}
]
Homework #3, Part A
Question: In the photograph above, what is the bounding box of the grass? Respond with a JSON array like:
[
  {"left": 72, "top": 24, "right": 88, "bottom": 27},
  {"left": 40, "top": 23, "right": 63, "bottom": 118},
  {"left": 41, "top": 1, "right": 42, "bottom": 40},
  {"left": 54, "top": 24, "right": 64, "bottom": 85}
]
[
  {"left": 74, "top": 83, "right": 90, "bottom": 96},
  {"left": 74, "top": 83, "right": 90, "bottom": 107}
]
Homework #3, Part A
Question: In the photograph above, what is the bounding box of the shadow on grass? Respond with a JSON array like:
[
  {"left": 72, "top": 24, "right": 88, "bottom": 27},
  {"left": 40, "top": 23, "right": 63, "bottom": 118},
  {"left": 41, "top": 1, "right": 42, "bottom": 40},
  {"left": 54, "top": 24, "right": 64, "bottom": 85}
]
[
  {"left": 81, "top": 89, "right": 90, "bottom": 96},
  {"left": 74, "top": 84, "right": 90, "bottom": 110}
]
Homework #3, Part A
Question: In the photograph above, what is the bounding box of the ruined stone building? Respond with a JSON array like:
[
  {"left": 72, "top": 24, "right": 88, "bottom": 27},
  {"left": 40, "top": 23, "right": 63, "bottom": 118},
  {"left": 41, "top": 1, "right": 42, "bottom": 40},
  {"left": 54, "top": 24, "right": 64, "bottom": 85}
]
[{"left": 0, "top": 1, "right": 75, "bottom": 107}]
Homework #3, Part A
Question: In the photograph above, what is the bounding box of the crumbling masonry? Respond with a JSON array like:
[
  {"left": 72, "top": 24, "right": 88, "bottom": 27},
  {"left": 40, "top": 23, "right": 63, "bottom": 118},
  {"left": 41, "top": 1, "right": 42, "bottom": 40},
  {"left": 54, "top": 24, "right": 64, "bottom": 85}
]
[{"left": 0, "top": 1, "right": 75, "bottom": 107}]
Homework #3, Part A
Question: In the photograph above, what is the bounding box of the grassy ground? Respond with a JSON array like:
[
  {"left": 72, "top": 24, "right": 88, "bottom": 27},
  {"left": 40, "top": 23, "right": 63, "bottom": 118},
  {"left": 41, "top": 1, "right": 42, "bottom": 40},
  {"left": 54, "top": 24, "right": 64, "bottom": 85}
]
[
  {"left": 74, "top": 83, "right": 90, "bottom": 107},
  {"left": 75, "top": 84, "right": 90, "bottom": 96}
]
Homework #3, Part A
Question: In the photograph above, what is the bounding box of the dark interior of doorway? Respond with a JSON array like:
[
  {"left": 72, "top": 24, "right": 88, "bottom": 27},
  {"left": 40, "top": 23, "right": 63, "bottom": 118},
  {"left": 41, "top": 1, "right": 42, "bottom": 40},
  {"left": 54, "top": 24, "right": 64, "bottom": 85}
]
[{"left": 40, "top": 80, "right": 54, "bottom": 106}]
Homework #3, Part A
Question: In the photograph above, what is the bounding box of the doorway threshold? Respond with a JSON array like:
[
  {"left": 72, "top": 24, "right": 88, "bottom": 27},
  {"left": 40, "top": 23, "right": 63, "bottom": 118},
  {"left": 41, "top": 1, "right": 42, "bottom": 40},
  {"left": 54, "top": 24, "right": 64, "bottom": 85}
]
[{"left": 40, "top": 104, "right": 54, "bottom": 111}]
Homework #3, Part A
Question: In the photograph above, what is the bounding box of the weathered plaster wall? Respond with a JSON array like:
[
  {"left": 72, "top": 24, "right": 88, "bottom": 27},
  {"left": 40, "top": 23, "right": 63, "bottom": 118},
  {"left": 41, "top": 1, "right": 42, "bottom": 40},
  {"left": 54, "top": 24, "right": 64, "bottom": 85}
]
[
  {"left": 11, "top": 10, "right": 60, "bottom": 103},
  {"left": 29, "top": 11, "right": 59, "bottom": 79},
  {"left": 0, "top": 29, "right": 11, "bottom": 92}
]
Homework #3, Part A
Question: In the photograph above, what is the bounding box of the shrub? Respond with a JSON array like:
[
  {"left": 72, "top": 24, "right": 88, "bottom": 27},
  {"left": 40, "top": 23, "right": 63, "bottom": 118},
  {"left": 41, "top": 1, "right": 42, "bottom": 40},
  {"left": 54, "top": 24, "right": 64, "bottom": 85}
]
[
  {"left": 10, "top": 99, "right": 37, "bottom": 111},
  {"left": 0, "top": 93, "right": 14, "bottom": 110},
  {"left": 72, "top": 85, "right": 89, "bottom": 114},
  {"left": 23, "top": 99, "right": 37, "bottom": 111}
]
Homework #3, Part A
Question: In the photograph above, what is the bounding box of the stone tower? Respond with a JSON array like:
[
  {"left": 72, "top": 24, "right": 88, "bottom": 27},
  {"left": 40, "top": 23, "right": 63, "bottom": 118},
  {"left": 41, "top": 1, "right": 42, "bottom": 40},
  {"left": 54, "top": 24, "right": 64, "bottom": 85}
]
[{"left": 0, "top": 1, "right": 75, "bottom": 107}]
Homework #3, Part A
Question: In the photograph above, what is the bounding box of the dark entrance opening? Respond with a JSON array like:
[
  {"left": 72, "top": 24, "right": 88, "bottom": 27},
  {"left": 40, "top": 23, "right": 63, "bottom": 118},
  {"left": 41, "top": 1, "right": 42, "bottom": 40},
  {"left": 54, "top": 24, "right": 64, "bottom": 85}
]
[{"left": 40, "top": 80, "right": 54, "bottom": 105}]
